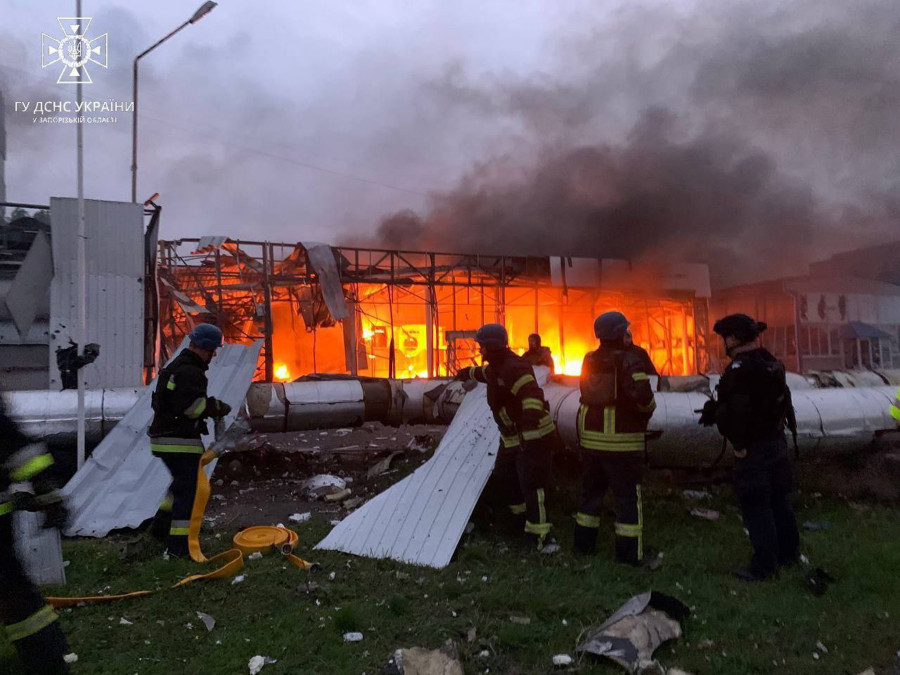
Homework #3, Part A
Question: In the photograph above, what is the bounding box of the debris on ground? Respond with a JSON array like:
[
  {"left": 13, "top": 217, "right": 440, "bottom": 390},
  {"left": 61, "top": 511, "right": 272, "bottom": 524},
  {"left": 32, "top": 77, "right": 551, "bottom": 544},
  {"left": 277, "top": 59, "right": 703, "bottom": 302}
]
[
  {"left": 196, "top": 612, "right": 216, "bottom": 631},
  {"left": 464, "top": 522, "right": 475, "bottom": 535},
  {"left": 117, "top": 535, "right": 144, "bottom": 560},
  {"left": 815, "top": 640, "right": 828, "bottom": 654},
  {"left": 406, "top": 434, "right": 437, "bottom": 453},
  {"left": 689, "top": 508, "right": 721, "bottom": 521},
  {"left": 576, "top": 591, "right": 690, "bottom": 673},
  {"left": 343, "top": 632, "right": 364, "bottom": 642},
  {"left": 301, "top": 474, "right": 347, "bottom": 499},
  {"left": 697, "top": 639, "right": 715, "bottom": 650},
  {"left": 118, "top": 617, "right": 132, "bottom": 626},
  {"left": 855, "top": 669, "right": 875, "bottom": 675},
  {"left": 466, "top": 628, "right": 476, "bottom": 643},
  {"left": 383, "top": 640, "right": 463, "bottom": 675},
  {"left": 368, "top": 451, "right": 403, "bottom": 478},
  {"left": 248, "top": 655, "right": 277, "bottom": 674},
  {"left": 510, "top": 615, "right": 531, "bottom": 625},
  {"left": 248, "top": 552, "right": 263, "bottom": 560},
  {"left": 647, "top": 552, "right": 665, "bottom": 571},
  {"left": 803, "top": 521, "right": 832, "bottom": 531},
  {"left": 231, "top": 575, "right": 246, "bottom": 585},
  {"left": 343, "top": 497, "right": 365, "bottom": 509},
  {"left": 63, "top": 654, "right": 78, "bottom": 664},
  {"left": 552, "top": 654, "right": 573, "bottom": 666},
  {"left": 288, "top": 512, "right": 311, "bottom": 523},
  {"left": 805, "top": 567, "right": 836, "bottom": 596},
  {"left": 682, "top": 490, "right": 711, "bottom": 500},
  {"left": 541, "top": 542, "right": 561, "bottom": 555},
  {"left": 324, "top": 488, "right": 352, "bottom": 502}
]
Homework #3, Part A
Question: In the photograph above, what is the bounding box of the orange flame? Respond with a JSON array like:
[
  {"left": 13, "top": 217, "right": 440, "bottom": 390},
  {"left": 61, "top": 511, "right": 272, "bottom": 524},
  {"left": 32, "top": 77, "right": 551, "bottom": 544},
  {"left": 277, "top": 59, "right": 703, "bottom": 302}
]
[{"left": 274, "top": 363, "right": 292, "bottom": 381}]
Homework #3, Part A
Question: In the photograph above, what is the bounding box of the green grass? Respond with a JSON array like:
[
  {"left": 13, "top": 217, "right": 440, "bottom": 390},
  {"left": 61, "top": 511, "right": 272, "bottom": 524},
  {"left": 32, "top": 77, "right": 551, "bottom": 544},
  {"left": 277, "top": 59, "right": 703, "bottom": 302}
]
[{"left": 3, "top": 484, "right": 899, "bottom": 674}]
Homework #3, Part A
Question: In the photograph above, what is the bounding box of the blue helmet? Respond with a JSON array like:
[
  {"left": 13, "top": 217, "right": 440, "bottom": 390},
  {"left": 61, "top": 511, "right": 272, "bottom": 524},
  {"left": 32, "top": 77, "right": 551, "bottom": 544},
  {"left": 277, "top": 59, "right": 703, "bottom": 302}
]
[
  {"left": 474, "top": 323, "right": 509, "bottom": 351},
  {"left": 189, "top": 323, "right": 224, "bottom": 351},
  {"left": 594, "top": 311, "right": 630, "bottom": 341}
]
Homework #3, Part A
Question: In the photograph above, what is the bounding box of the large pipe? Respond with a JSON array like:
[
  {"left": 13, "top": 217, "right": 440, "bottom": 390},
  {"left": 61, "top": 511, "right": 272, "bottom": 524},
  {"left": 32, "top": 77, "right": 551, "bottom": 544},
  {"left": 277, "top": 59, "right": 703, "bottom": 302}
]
[{"left": 5, "top": 377, "right": 896, "bottom": 467}]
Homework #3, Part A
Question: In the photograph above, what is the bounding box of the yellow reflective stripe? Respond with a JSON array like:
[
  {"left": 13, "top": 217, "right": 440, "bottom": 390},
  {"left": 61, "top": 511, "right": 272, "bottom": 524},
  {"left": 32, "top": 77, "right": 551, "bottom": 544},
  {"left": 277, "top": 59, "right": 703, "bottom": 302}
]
[
  {"left": 9, "top": 453, "right": 54, "bottom": 482},
  {"left": 579, "top": 430, "right": 645, "bottom": 452},
  {"left": 637, "top": 485, "right": 644, "bottom": 561},
  {"left": 576, "top": 512, "right": 601, "bottom": 528},
  {"left": 521, "top": 397, "right": 545, "bottom": 411},
  {"left": 537, "top": 488, "right": 546, "bottom": 525},
  {"left": 499, "top": 408, "right": 514, "bottom": 428},
  {"left": 508, "top": 503, "right": 526, "bottom": 515},
  {"left": 511, "top": 374, "right": 536, "bottom": 396},
  {"left": 638, "top": 399, "right": 657, "bottom": 414},
  {"left": 892, "top": 405, "right": 900, "bottom": 422},
  {"left": 158, "top": 495, "right": 174, "bottom": 512},
  {"left": 166, "top": 380, "right": 176, "bottom": 390},
  {"left": 521, "top": 417, "right": 555, "bottom": 441},
  {"left": 170, "top": 527, "right": 189, "bottom": 536},
  {"left": 0, "top": 501, "right": 13, "bottom": 516},
  {"left": 632, "top": 372, "right": 650, "bottom": 381},
  {"left": 184, "top": 396, "right": 208, "bottom": 419},
  {"left": 500, "top": 433, "right": 521, "bottom": 448},
  {"left": 525, "top": 521, "right": 552, "bottom": 535},
  {"left": 615, "top": 522, "right": 642, "bottom": 537},
  {"left": 151, "top": 442, "right": 204, "bottom": 455},
  {"left": 604, "top": 406, "right": 615, "bottom": 433},
  {"left": 6, "top": 605, "right": 58, "bottom": 642}
]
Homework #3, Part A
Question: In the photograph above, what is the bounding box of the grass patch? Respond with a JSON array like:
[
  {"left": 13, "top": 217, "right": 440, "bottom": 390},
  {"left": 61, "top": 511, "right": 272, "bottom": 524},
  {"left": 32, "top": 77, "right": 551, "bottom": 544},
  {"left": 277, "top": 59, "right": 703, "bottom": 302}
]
[{"left": 2, "top": 483, "right": 898, "bottom": 674}]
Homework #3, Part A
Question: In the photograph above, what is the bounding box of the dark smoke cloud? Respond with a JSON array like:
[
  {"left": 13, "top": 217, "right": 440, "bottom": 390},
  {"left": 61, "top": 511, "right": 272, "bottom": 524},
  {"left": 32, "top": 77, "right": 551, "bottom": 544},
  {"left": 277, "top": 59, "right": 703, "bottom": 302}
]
[{"left": 358, "top": 0, "right": 900, "bottom": 287}]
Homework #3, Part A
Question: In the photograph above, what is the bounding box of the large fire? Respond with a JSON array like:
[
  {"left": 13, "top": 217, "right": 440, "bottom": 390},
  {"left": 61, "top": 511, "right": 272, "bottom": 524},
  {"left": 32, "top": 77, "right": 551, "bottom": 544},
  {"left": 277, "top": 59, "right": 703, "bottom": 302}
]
[{"left": 274, "top": 363, "right": 292, "bottom": 381}]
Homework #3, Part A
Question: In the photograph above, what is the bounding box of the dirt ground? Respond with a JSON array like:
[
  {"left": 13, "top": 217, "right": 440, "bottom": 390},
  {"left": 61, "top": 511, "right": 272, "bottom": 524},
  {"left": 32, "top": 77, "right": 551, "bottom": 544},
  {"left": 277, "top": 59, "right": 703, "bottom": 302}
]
[{"left": 204, "top": 423, "right": 447, "bottom": 531}]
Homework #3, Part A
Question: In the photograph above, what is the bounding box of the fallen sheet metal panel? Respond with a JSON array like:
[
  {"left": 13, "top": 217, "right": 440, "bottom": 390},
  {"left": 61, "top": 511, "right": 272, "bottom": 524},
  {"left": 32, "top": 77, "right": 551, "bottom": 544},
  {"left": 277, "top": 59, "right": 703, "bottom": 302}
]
[
  {"left": 62, "top": 341, "right": 262, "bottom": 537},
  {"left": 48, "top": 197, "right": 144, "bottom": 390},
  {"left": 302, "top": 241, "right": 349, "bottom": 321},
  {"left": 14, "top": 510, "right": 65, "bottom": 586},
  {"left": 316, "top": 383, "right": 499, "bottom": 567}
]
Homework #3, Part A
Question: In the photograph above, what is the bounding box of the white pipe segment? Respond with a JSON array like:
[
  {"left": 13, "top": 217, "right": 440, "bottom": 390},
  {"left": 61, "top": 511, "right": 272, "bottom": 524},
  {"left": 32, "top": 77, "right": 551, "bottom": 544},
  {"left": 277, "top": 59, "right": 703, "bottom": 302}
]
[{"left": 5, "top": 379, "right": 895, "bottom": 467}]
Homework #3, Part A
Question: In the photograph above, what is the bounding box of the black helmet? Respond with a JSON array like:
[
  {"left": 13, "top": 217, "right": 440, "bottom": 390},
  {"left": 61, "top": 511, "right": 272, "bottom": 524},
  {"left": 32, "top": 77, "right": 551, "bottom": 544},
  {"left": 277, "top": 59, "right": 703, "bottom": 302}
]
[
  {"left": 594, "top": 311, "right": 630, "bottom": 340},
  {"left": 475, "top": 323, "right": 509, "bottom": 351},
  {"left": 528, "top": 333, "right": 541, "bottom": 345},
  {"left": 713, "top": 313, "right": 767, "bottom": 343}
]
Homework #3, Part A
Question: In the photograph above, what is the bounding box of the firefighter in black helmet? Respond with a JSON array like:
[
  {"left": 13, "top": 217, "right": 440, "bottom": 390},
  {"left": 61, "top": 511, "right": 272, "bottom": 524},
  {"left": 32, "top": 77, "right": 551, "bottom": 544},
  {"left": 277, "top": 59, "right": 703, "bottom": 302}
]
[
  {"left": 148, "top": 324, "right": 232, "bottom": 558},
  {"left": 456, "top": 324, "right": 556, "bottom": 549},
  {"left": 699, "top": 313, "right": 800, "bottom": 581},
  {"left": 0, "top": 396, "right": 73, "bottom": 673},
  {"left": 574, "top": 312, "right": 656, "bottom": 564}
]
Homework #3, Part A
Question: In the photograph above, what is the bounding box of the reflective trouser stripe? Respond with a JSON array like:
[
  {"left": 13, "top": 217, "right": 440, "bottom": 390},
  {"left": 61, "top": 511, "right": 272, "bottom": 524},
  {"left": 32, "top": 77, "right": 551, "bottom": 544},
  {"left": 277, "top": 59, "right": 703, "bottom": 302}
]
[
  {"left": 891, "top": 389, "right": 900, "bottom": 421},
  {"left": 525, "top": 521, "right": 552, "bottom": 535},
  {"left": 508, "top": 503, "right": 526, "bottom": 515},
  {"left": 170, "top": 519, "right": 190, "bottom": 536},
  {"left": 537, "top": 488, "right": 546, "bottom": 525},
  {"left": 151, "top": 437, "right": 204, "bottom": 454},
  {"left": 576, "top": 512, "right": 600, "bottom": 528},
  {"left": 6, "top": 605, "right": 58, "bottom": 642},
  {"left": 615, "top": 523, "right": 642, "bottom": 536},
  {"left": 10, "top": 453, "right": 54, "bottom": 482}
]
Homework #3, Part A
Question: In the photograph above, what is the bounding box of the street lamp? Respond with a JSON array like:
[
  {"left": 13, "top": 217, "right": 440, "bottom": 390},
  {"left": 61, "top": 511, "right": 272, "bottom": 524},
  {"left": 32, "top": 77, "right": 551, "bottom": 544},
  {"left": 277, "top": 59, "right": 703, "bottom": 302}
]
[{"left": 130, "top": 2, "right": 217, "bottom": 203}]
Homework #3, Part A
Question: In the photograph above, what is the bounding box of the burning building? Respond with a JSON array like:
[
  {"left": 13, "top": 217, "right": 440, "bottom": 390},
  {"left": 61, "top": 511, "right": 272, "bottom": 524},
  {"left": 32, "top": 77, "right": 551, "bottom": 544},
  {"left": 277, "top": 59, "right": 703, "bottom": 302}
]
[{"left": 156, "top": 239, "right": 711, "bottom": 382}]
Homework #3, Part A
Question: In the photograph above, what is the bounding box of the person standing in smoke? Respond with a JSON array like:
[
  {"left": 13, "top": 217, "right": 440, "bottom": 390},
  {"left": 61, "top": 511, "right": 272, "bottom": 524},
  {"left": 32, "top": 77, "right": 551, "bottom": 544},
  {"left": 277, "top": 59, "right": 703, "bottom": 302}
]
[
  {"left": 699, "top": 313, "right": 800, "bottom": 582},
  {"left": 522, "top": 333, "right": 555, "bottom": 373},
  {"left": 456, "top": 324, "right": 556, "bottom": 550}
]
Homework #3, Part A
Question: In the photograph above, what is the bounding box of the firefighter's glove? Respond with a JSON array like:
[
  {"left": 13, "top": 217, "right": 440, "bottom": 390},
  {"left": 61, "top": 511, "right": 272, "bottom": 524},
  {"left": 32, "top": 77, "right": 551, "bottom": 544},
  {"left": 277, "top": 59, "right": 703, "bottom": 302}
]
[
  {"left": 454, "top": 369, "right": 470, "bottom": 382},
  {"left": 207, "top": 398, "right": 232, "bottom": 419},
  {"left": 697, "top": 399, "right": 718, "bottom": 426},
  {"left": 42, "top": 499, "right": 70, "bottom": 531}
]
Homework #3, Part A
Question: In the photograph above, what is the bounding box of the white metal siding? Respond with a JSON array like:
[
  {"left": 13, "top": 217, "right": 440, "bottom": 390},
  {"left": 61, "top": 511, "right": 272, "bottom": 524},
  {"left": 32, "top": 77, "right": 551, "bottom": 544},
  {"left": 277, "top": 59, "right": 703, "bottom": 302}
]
[{"left": 48, "top": 198, "right": 144, "bottom": 390}]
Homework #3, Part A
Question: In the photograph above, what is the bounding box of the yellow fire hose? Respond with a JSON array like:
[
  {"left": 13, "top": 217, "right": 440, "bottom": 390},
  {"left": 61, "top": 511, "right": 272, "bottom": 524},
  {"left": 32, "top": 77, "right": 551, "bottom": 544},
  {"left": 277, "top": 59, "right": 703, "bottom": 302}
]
[{"left": 47, "top": 450, "right": 315, "bottom": 609}]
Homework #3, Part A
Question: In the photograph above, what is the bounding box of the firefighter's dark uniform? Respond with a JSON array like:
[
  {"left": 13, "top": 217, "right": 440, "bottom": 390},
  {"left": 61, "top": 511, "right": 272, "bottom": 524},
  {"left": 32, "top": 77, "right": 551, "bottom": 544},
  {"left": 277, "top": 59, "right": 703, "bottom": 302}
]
[
  {"left": 148, "top": 349, "right": 228, "bottom": 556},
  {"left": 574, "top": 344, "right": 656, "bottom": 563},
  {"left": 458, "top": 349, "right": 557, "bottom": 547},
  {"left": 523, "top": 345, "right": 555, "bottom": 374},
  {"left": 627, "top": 343, "right": 658, "bottom": 377},
  {"left": 713, "top": 347, "right": 800, "bottom": 578},
  {"left": 0, "top": 399, "right": 70, "bottom": 673}
]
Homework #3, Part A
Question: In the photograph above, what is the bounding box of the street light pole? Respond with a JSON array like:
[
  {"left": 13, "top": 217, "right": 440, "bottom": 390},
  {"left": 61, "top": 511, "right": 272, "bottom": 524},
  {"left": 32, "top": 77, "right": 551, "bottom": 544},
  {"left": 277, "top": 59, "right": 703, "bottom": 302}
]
[
  {"left": 130, "top": 2, "right": 217, "bottom": 203},
  {"left": 76, "top": 0, "right": 87, "bottom": 469}
]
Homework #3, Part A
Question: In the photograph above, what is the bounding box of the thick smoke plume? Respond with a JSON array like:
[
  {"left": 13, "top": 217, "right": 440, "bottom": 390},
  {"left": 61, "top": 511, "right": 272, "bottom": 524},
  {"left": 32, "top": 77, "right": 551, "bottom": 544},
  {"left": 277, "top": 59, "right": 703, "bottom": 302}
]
[{"left": 362, "top": 0, "right": 900, "bottom": 287}]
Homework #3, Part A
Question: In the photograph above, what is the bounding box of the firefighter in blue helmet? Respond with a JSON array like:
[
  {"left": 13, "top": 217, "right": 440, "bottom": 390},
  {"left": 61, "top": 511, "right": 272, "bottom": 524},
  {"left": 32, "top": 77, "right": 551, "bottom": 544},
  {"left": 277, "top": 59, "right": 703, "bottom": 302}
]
[
  {"left": 699, "top": 313, "right": 800, "bottom": 581},
  {"left": 574, "top": 312, "right": 656, "bottom": 564},
  {"left": 148, "top": 324, "right": 232, "bottom": 557},
  {"left": 456, "top": 324, "right": 556, "bottom": 549},
  {"left": 0, "top": 396, "right": 72, "bottom": 673}
]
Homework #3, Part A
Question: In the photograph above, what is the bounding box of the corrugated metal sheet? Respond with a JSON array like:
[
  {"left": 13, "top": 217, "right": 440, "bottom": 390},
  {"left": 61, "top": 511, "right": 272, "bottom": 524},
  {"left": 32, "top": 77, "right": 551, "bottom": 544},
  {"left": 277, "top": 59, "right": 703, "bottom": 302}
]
[
  {"left": 63, "top": 341, "right": 262, "bottom": 537},
  {"left": 316, "top": 383, "right": 499, "bottom": 567},
  {"left": 48, "top": 198, "right": 144, "bottom": 389},
  {"left": 14, "top": 510, "right": 65, "bottom": 586},
  {"left": 6, "top": 232, "right": 53, "bottom": 337},
  {"left": 302, "top": 241, "right": 349, "bottom": 321}
]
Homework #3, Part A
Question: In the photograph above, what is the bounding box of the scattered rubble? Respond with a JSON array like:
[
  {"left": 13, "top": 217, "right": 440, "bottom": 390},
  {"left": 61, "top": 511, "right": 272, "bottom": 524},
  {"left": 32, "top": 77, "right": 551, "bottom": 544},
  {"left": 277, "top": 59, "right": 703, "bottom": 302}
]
[
  {"left": 289, "top": 512, "right": 311, "bottom": 523},
  {"left": 301, "top": 475, "right": 347, "bottom": 499},
  {"left": 682, "top": 490, "right": 711, "bottom": 500},
  {"left": 689, "top": 508, "right": 721, "bottom": 521},
  {"left": 384, "top": 640, "right": 463, "bottom": 675},
  {"left": 324, "top": 488, "right": 352, "bottom": 502},
  {"left": 509, "top": 616, "right": 531, "bottom": 626},
  {"left": 118, "top": 618, "right": 132, "bottom": 626},
  {"left": 343, "top": 632, "right": 364, "bottom": 642},
  {"left": 576, "top": 591, "right": 690, "bottom": 673},
  {"left": 368, "top": 451, "right": 403, "bottom": 478},
  {"left": 231, "top": 575, "right": 246, "bottom": 585},
  {"left": 248, "top": 655, "right": 277, "bottom": 674},
  {"left": 196, "top": 612, "right": 216, "bottom": 631},
  {"left": 552, "top": 654, "right": 573, "bottom": 666},
  {"left": 63, "top": 654, "right": 78, "bottom": 664}
]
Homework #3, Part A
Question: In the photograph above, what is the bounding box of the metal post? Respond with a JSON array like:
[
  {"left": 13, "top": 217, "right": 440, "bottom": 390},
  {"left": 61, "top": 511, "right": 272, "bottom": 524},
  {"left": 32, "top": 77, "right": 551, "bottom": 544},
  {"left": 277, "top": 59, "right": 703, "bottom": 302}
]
[
  {"left": 131, "top": 57, "right": 139, "bottom": 203},
  {"left": 262, "top": 243, "right": 274, "bottom": 381},
  {"left": 76, "top": 1, "right": 87, "bottom": 469}
]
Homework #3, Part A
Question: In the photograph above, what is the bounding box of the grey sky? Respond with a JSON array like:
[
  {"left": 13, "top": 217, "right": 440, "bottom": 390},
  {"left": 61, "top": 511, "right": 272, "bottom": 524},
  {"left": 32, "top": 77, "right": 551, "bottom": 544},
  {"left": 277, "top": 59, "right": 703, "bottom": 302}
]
[{"left": 1, "top": 0, "right": 898, "bottom": 283}]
